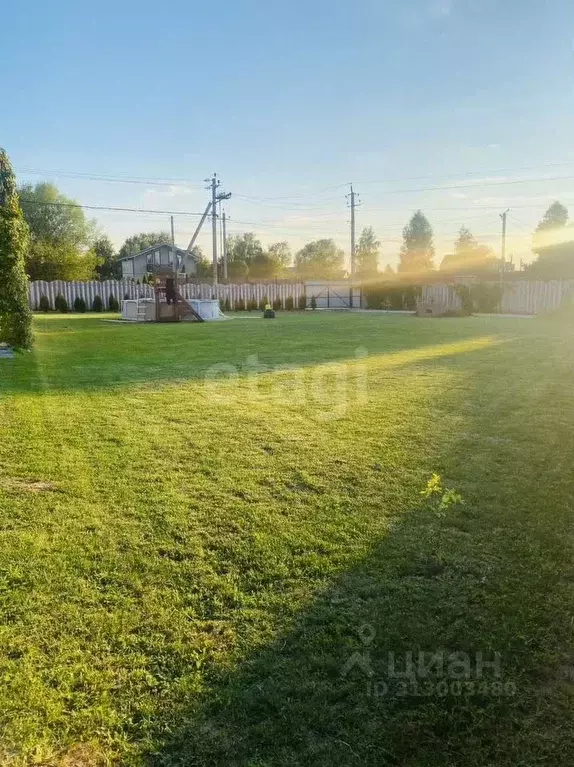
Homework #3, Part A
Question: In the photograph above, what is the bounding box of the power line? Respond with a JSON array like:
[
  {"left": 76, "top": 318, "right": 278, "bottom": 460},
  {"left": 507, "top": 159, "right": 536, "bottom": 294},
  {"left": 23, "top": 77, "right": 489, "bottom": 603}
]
[
  {"left": 17, "top": 197, "right": 545, "bottom": 236},
  {"left": 19, "top": 198, "right": 209, "bottom": 216},
  {"left": 17, "top": 159, "right": 574, "bottom": 197},
  {"left": 355, "top": 175, "right": 574, "bottom": 196},
  {"left": 17, "top": 167, "right": 205, "bottom": 188}
]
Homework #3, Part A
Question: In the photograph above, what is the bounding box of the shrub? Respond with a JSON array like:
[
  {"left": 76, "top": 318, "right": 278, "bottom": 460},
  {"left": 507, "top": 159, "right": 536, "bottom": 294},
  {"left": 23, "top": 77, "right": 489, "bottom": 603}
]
[
  {"left": 73, "top": 296, "right": 87, "bottom": 313},
  {"left": 273, "top": 296, "right": 282, "bottom": 311},
  {"left": 54, "top": 294, "right": 68, "bottom": 313},
  {"left": 298, "top": 294, "right": 307, "bottom": 310},
  {"left": 224, "top": 297, "right": 231, "bottom": 312},
  {"left": 285, "top": 295, "right": 294, "bottom": 311},
  {"left": 310, "top": 295, "right": 317, "bottom": 310},
  {"left": 470, "top": 282, "right": 504, "bottom": 313},
  {"left": 451, "top": 282, "right": 504, "bottom": 315},
  {"left": 108, "top": 295, "right": 120, "bottom": 312},
  {"left": 453, "top": 285, "right": 473, "bottom": 316},
  {"left": 248, "top": 299, "right": 258, "bottom": 312},
  {"left": 38, "top": 295, "right": 51, "bottom": 313},
  {"left": 363, "top": 282, "right": 422, "bottom": 310},
  {"left": 235, "top": 297, "right": 246, "bottom": 311},
  {"left": 124, "top": 292, "right": 130, "bottom": 300},
  {"left": 92, "top": 295, "right": 103, "bottom": 312},
  {"left": 259, "top": 295, "right": 269, "bottom": 311}
]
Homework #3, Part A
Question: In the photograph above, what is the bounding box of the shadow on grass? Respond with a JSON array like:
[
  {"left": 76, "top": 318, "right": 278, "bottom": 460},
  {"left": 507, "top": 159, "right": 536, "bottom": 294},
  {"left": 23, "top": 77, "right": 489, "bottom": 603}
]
[
  {"left": 0, "top": 314, "right": 511, "bottom": 395},
  {"left": 141, "top": 340, "right": 574, "bottom": 767}
]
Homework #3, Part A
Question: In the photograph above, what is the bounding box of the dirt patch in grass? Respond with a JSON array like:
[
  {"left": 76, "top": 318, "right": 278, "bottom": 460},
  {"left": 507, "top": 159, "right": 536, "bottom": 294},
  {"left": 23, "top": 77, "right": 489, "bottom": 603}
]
[
  {"left": 0, "top": 478, "right": 59, "bottom": 493},
  {"left": 43, "top": 744, "right": 105, "bottom": 767}
]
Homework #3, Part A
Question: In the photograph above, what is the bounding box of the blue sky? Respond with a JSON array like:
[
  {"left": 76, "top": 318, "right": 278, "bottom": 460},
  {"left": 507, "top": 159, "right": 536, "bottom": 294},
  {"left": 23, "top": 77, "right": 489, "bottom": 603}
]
[{"left": 2, "top": 0, "right": 574, "bottom": 267}]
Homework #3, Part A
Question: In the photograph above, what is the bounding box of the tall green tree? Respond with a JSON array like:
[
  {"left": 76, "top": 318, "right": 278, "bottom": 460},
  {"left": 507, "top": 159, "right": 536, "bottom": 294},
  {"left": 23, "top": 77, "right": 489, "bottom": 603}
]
[
  {"left": 246, "top": 242, "right": 291, "bottom": 280},
  {"left": 93, "top": 236, "right": 120, "bottom": 279},
  {"left": 249, "top": 253, "right": 279, "bottom": 279},
  {"left": 227, "top": 259, "right": 249, "bottom": 281},
  {"left": 226, "top": 233, "right": 264, "bottom": 265},
  {"left": 118, "top": 231, "right": 170, "bottom": 260},
  {"left": 191, "top": 245, "right": 212, "bottom": 280},
  {"left": 0, "top": 149, "right": 33, "bottom": 349},
  {"left": 27, "top": 241, "right": 98, "bottom": 281},
  {"left": 295, "top": 239, "right": 345, "bottom": 280},
  {"left": 267, "top": 241, "right": 292, "bottom": 270},
  {"left": 398, "top": 210, "right": 434, "bottom": 274},
  {"left": 356, "top": 226, "right": 380, "bottom": 279},
  {"left": 535, "top": 201, "right": 568, "bottom": 233},
  {"left": 530, "top": 202, "right": 574, "bottom": 278},
  {"left": 19, "top": 182, "right": 96, "bottom": 280},
  {"left": 440, "top": 226, "right": 496, "bottom": 274}
]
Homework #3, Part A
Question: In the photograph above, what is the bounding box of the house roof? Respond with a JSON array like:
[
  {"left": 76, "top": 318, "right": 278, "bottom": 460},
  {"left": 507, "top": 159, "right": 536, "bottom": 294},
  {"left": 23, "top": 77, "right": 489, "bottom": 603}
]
[{"left": 117, "top": 243, "right": 194, "bottom": 262}]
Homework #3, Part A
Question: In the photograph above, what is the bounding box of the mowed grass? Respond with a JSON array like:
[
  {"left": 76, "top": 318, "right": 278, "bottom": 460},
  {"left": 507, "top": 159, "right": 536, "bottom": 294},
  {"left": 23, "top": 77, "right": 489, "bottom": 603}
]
[{"left": 0, "top": 311, "right": 573, "bottom": 766}]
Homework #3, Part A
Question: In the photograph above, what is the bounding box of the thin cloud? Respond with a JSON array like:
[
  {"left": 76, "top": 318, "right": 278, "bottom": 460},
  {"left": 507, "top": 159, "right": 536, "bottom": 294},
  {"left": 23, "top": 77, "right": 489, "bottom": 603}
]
[
  {"left": 429, "top": 0, "right": 453, "bottom": 16},
  {"left": 143, "top": 185, "right": 195, "bottom": 200}
]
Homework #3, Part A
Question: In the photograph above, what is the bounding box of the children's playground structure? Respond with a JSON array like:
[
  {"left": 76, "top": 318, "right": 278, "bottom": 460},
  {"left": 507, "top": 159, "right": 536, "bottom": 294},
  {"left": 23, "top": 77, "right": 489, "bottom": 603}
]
[{"left": 121, "top": 268, "right": 223, "bottom": 323}]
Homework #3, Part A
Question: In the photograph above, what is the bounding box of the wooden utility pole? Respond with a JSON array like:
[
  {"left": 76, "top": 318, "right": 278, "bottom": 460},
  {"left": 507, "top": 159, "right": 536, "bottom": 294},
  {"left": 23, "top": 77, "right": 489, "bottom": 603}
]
[
  {"left": 348, "top": 184, "right": 358, "bottom": 277},
  {"left": 222, "top": 208, "right": 228, "bottom": 280},
  {"left": 171, "top": 215, "right": 176, "bottom": 277},
  {"left": 346, "top": 184, "right": 360, "bottom": 308},
  {"left": 205, "top": 173, "right": 232, "bottom": 284},
  {"left": 500, "top": 208, "right": 509, "bottom": 283},
  {"left": 171, "top": 215, "right": 177, "bottom": 320},
  {"left": 206, "top": 174, "right": 219, "bottom": 284}
]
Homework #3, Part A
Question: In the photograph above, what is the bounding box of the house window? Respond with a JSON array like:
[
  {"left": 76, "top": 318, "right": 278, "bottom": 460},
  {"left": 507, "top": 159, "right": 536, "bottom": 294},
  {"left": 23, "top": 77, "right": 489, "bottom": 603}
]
[{"left": 154, "top": 250, "right": 160, "bottom": 266}]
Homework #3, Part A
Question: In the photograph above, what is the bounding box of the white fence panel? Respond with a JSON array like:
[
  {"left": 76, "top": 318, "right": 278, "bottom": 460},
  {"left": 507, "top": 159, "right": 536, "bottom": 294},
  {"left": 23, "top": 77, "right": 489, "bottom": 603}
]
[
  {"left": 422, "top": 280, "right": 573, "bottom": 315},
  {"left": 28, "top": 280, "right": 305, "bottom": 311},
  {"left": 29, "top": 279, "right": 573, "bottom": 315}
]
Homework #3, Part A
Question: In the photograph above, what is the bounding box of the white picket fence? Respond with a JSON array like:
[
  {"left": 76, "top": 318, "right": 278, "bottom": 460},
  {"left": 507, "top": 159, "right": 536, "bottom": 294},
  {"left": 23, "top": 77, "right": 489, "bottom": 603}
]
[
  {"left": 421, "top": 279, "right": 574, "bottom": 315},
  {"left": 29, "top": 278, "right": 574, "bottom": 315},
  {"left": 28, "top": 280, "right": 306, "bottom": 311}
]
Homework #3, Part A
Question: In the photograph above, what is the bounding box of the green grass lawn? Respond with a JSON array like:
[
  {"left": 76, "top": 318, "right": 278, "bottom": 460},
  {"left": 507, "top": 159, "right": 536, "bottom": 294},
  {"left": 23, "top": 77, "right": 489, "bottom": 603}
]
[{"left": 0, "top": 311, "right": 573, "bottom": 766}]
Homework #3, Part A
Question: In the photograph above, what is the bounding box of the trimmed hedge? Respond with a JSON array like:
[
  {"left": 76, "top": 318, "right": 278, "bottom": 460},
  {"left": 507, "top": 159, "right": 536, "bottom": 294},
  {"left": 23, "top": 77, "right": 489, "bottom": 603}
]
[
  {"left": 92, "top": 295, "right": 103, "bottom": 312},
  {"left": 363, "top": 282, "right": 421, "bottom": 310},
  {"left": 38, "top": 295, "right": 51, "bottom": 313},
  {"left": 54, "top": 294, "right": 68, "bottom": 313},
  {"left": 73, "top": 297, "right": 87, "bottom": 313},
  {"left": 108, "top": 295, "right": 120, "bottom": 312}
]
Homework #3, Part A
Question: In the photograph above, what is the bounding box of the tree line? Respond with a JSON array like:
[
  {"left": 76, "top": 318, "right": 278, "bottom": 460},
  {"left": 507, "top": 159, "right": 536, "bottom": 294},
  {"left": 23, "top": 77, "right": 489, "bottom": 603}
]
[{"left": 15, "top": 182, "right": 574, "bottom": 283}]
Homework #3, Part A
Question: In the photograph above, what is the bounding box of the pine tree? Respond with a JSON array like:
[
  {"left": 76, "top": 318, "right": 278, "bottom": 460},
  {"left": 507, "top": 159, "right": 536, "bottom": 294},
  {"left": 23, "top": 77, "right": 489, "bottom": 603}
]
[
  {"left": 454, "top": 226, "right": 477, "bottom": 254},
  {"left": 355, "top": 226, "right": 380, "bottom": 278},
  {"left": 530, "top": 201, "right": 574, "bottom": 278},
  {"left": 398, "top": 210, "right": 434, "bottom": 274},
  {"left": 535, "top": 201, "right": 568, "bottom": 233},
  {"left": 440, "top": 226, "right": 496, "bottom": 274},
  {"left": 0, "top": 148, "right": 33, "bottom": 349}
]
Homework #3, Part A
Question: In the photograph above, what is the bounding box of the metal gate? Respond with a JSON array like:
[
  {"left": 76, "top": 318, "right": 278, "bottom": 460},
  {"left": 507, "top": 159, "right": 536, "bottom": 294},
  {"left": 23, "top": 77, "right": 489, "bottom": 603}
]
[{"left": 305, "top": 282, "right": 362, "bottom": 309}]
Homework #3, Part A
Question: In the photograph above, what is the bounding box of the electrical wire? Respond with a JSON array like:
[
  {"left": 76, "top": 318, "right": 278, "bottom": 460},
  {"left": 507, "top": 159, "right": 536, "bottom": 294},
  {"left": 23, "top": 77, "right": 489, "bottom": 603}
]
[{"left": 16, "top": 159, "right": 574, "bottom": 198}]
